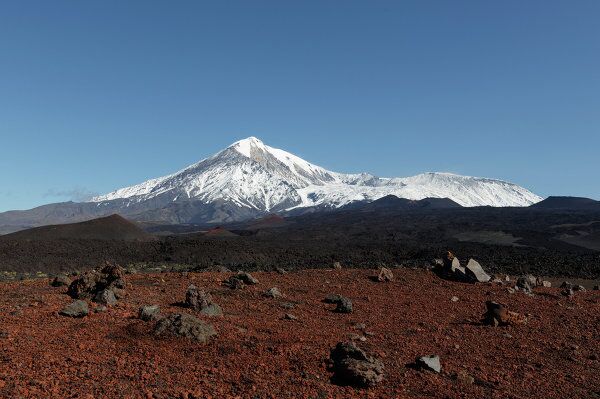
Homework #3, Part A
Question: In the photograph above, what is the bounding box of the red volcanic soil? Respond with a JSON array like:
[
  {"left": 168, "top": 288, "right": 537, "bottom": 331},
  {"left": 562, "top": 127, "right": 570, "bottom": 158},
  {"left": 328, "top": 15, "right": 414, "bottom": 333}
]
[{"left": 0, "top": 268, "right": 599, "bottom": 398}]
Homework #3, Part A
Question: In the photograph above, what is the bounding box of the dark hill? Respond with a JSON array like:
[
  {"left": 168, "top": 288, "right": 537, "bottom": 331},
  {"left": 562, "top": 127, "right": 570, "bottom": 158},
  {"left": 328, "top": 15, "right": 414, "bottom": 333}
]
[
  {"left": 0, "top": 214, "right": 157, "bottom": 241},
  {"left": 531, "top": 196, "right": 600, "bottom": 211},
  {"left": 342, "top": 195, "right": 462, "bottom": 211}
]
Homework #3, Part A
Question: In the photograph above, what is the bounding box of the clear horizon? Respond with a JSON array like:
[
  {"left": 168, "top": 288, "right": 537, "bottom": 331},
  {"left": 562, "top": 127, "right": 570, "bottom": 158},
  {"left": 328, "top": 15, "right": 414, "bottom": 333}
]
[{"left": 1, "top": 1, "right": 599, "bottom": 212}]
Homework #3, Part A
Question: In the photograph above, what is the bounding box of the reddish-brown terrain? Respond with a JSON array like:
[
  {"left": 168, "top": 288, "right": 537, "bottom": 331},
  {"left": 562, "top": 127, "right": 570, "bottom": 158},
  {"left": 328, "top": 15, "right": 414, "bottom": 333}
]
[{"left": 1, "top": 268, "right": 599, "bottom": 398}]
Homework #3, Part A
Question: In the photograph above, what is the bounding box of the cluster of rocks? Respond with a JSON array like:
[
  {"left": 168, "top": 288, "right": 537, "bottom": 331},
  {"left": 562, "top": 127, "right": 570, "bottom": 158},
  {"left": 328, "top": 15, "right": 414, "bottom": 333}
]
[
  {"left": 67, "top": 263, "right": 126, "bottom": 305},
  {"left": 513, "top": 275, "right": 552, "bottom": 294},
  {"left": 482, "top": 301, "right": 527, "bottom": 327},
  {"left": 324, "top": 294, "right": 353, "bottom": 313},
  {"left": 435, "top": 252, "right": 491, "bottom": 283},
  {"left": 185, "top": 285, "right": 222, "bottom": 316},
  {"left": 329, "top": 342, "right": 384, "bottom": 387},
  {"left": 58, "top": 263, "right": 126, "bottom": 317},
  {"left": 222, "top": 272, "right": 259, "bottom": 289}
]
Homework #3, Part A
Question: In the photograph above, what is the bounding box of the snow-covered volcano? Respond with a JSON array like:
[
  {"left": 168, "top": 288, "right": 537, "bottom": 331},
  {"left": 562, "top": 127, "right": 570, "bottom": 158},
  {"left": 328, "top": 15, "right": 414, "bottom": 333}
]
[{"left": 91, "top": 137, "right": 541, "bottom": 210}]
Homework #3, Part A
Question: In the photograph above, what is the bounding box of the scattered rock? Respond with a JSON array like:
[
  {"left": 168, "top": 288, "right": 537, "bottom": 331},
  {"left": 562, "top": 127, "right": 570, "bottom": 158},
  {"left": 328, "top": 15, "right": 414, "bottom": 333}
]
[
  {"left": 515, "top": 276, "right": 533, "bottom": 294},
  {"left": 283, "top": 313, "right": 297, "bottom": 320},
  {"left": 541, "top": 280, "right": 552, "bottom": 288},
  {"left": 482, "top": 301, "right": 527, "bottom": 326},
  {"left": 50, "top": 274, "right": 71, "bottom": 287},
  {"left": 263, "top": 287, "right": 282, "bottom": 298},
  {"left": 185, "top": 285, "right": 222, "bottom": 316},
  {"left": 154, "top": 313, "right": 217, "bottom": 343},
  {"left": 139, "top": 305, "right": 161, "bottom": 321},
  {"left": 94, "top": 306, "right": 107, "bottom": 313},
  {"left": 335, "top": 297, "right": 353, "bottom": 313},
  {"left": 376, "top": 267, "right": 394, "bottom": 282},
  {"left": 329, "top": 342, "right": 384, "bottom": 387},
  {"left": 451, "top": 296, "right": 459, "bottom": 302},
  {"left": 455, "top": 371, "right": 475, "bottom": 385},
  {"left": 415, "top": 355, "right": 441, "bottom": 373},
  {"left": 223, "top": 276, "right": 245, "bottom": 289},
  {"left": 236, "top": 272, "right": 259, "bottom": 285},
  {"left": 323, "top": 294, "right": 344, "bottom": 304},
  {"left": 59, "top": 300, "right": 89, "bottom": 318},
  {"left": 464, "top": 259, "right": 491, "bottom": 283},
  {"left": 94, "top": 289, "right": 117, "bottom": 306},
  {"left": 276, "top": 267, "right": 287, "bottom": 274},
  {"left": 280, "top": 302, "right": 296, "bottom": 310},
  {"left": 200, "top": 303, "right": 223, "bottom": 317},
  {"left": 333, "top": 262, "right": 342, "bottom": 270}
]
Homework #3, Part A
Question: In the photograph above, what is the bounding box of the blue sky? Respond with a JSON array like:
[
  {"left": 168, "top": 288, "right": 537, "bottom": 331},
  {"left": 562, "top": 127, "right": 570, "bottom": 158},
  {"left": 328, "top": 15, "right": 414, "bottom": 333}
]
[{"left": 1, "top": 1, "right": 598, "bottom": 211}]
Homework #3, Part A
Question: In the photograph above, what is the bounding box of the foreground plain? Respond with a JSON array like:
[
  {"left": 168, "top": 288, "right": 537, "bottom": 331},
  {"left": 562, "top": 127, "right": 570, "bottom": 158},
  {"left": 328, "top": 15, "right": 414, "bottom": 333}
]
[{"left": 1, "top": 268, "right": 599, "bottom": 398}]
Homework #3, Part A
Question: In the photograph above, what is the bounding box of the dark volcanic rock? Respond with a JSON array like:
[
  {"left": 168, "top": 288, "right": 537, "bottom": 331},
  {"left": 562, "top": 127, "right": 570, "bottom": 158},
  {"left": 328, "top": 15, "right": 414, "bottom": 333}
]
[
  {"left": 235, "top": 272, "right": 259, "bottom": 285},
  {"left": 323, "top": 294, "right": 344, "bottom": 304},
  {"left": 67, "top": 263, "right": 125, "bottom": 300},
  {"left": 154, "top": 313, "right": 217, "bottom": 343},
  {"left": 335, "top": 297, "right": 353, "bottom": 313},
  {"left": 329, "top": 341, "right": 384, "bottom": 387},
  {"left": 185, "top": 285, "right": 222, "bottom": 316},
  {"left": 59, "top": 300, "right": 89, "bottom": 318}
]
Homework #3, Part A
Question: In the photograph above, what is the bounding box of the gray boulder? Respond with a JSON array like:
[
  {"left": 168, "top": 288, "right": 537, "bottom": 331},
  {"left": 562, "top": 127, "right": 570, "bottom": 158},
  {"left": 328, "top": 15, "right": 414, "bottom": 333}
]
[
  {"left": 94, "top": 289, "right": 117, "bottom": 306},
  {"left": 464, "top": 259, "right": 491, "bottom": 283},
  {"left": 323, "top": 294, "right": 344, "bottom": 304},
  {"left": 139, "top": 305, "right": 161, "bottom": 321},
  {"left": 236, "top": 272, "right": 259, "bottom": 285},
  {"left": 200, "top": 303, "right": 223, "bottom": 317},
  {"left": 59, "top": 300, "right": 89, "bottom": 318},
  {"left": 154, "top": 313, "right": 217, "bottom": 343}
]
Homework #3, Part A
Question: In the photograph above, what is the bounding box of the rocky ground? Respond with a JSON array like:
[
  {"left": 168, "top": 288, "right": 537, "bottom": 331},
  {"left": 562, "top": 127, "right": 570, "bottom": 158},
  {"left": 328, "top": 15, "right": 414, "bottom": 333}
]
[{"left": 0, "top": 268, "right": 599, "bottom": 398}]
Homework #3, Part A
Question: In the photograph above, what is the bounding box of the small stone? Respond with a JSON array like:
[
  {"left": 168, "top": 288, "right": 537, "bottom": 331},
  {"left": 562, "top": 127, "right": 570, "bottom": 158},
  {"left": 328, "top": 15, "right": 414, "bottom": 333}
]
[
  {"left": 415, "top": 355, "right": 441, "bottom": 373},
  {"left": 139, "top": 305, "right": 161, "bottom": 321},
  {"left": 276, "top": 267, "right": 287, "bottom": 274},
  {"left": 333, "top": 262, "right": 342, "bottom": 270},
  {"left": 515, "top": 277, "right": 532, "bottom": 294},
  {"left": 50, "top": 274, "right": 71, "bottom": 287},
  {"left": 280, "top": 302, "right": 296, "bottom": 310},
  {"left": 94, "top": 289, "right": 117, "bottom": 306},
  {"left": 200, "top": 303, "right": 223, "bottom": 317},
  {"left": 323, "top": 294, "right": 344, "bottom": 304},
  {"left": 154, "top": 313, "right": 217, "bottom": 343},
  {"left": 353, "top": 323, "right": 366, "bottom": 330},
  {"left": 451, "top": 296, "right": 459, "bottom": 302},
  {"left": 464, "top": 259, "right": 491, "bottom": 283},
  {"left": 335, "top": 297, "right": 353, "bottom": 313},
  {"left": 455, "top": 371, "right": 475, "bottom": 385},
  {"left": 223, "top": 276, "right": 245, "bottom": 289},
  {"left": 283, "top": 313, "right": 297, "bottom": 320},
  {"left": 542, "top": 281, "right": 552, "bottom": 288},
  {"left": 59, "top": 300, "right": 89, "bottom": 318},
  {"left": 263, "top": 287, "right": 282, "bottom": 298},
  {"left": 482, "top": 301, "right": 527, "bottom": 326},
  {"left": 94, "top": 306, "right": 107, "bottom": 313},
  {"left": 236, "top": 272, "right": 259, "bottom": 285},
  {"left": 329, "top": 342, "right": 384, "bottom": 387},
  {"left": 376, "top": 267, "right": 394, "bottom": 282}
]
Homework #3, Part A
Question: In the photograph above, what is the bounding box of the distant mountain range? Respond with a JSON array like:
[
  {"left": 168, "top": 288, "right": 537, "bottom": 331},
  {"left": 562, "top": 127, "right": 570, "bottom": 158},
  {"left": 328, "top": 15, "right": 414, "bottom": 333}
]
[{"left": 0, "top": 137, "right": 543, "bottom": 234}]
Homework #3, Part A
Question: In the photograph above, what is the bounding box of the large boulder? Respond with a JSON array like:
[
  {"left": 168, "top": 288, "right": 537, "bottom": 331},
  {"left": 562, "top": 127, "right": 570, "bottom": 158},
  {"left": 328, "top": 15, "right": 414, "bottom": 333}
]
[
  {"left": 59, "top": 300, "right": 89, "bottom": 318},
  {"left": 329, "top": 342, "right": 384, "bottom": 387},
  {"left": 94, "top": 289, "right": 117, "bottom": 306},
  {"left": 154, "top": 313, "right": 217, "bottom": 343},
  {"left": 464, "top": 259, "right": 491, "bottom": 283},
  {"left": 335, "top": 297, "right": 353, "bottom": 314}
]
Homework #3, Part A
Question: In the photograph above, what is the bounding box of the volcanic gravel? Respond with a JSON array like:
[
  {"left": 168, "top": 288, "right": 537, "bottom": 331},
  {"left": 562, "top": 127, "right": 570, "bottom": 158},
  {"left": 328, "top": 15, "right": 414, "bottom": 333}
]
[{"left": 0, "top": 268, "right": 599, "bottom": 398}]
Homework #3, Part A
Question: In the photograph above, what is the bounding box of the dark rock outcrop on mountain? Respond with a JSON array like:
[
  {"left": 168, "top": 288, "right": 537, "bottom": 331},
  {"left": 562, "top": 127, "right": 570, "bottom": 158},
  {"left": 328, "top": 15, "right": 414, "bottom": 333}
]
[{"left": 530, "top": 196, "right": 600, "bottom": 211}]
